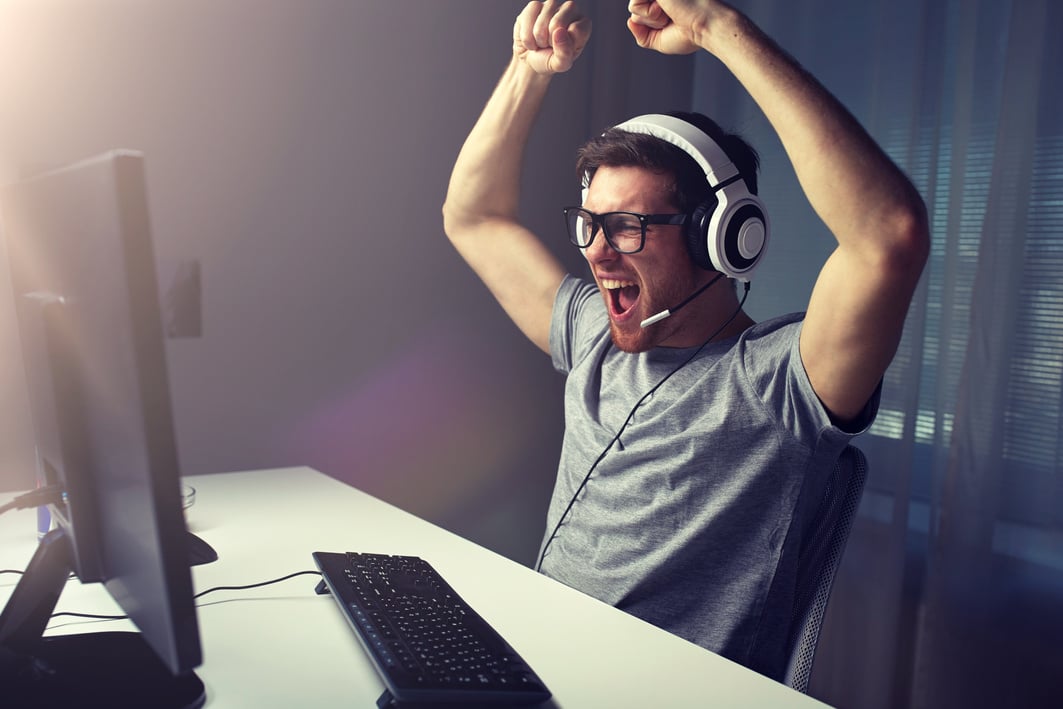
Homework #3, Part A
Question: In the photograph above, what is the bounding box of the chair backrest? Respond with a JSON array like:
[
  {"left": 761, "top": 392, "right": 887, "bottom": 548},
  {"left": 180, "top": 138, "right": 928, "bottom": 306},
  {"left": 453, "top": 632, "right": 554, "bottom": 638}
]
[{"left": 783, "top": 444, "right": 869, "bottom": 693}]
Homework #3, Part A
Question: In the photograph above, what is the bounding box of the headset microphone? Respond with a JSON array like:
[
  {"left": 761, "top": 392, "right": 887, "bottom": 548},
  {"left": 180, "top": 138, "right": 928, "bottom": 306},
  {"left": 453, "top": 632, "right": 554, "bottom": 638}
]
[{"left": 640, "top": 273, "right": 724, "bottom": 328}]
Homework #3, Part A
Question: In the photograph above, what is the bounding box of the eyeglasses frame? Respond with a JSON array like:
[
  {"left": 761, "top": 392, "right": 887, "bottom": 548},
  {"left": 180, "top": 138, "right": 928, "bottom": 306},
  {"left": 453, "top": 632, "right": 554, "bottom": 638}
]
[{"left": 562, "top": 206, "right": 689, "bottom": 255}]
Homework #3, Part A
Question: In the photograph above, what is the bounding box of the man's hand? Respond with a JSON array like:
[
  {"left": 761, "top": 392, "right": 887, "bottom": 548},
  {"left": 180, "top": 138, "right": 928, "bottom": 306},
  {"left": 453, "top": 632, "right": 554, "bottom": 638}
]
[
  {"left": 627, "top": 0, "right": 730, "bottom": 55},
  {"left": 513, "top": 1, "right": 592, "bottom": 75}
]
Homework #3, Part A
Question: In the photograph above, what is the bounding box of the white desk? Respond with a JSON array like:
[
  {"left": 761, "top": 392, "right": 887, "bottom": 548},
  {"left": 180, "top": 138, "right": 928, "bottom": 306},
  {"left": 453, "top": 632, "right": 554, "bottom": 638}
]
[{"left": 1, "top": 467, "right": 829, "bottom": 708}]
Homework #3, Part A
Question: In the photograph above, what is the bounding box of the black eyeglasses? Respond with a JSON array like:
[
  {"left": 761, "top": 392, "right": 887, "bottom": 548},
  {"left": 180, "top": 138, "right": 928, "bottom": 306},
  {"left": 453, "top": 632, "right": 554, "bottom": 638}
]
[{"left": 563, "top": 207, "right": 687, "bottom": 254}]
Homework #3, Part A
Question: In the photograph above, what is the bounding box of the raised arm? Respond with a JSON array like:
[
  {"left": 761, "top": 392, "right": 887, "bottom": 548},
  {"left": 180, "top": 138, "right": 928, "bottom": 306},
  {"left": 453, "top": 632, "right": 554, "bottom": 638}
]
[
  {"left": 629, "top": 0, "right": 929, "bottom": 423},
  {"left": 442, "top": 1, "right": 591, "bottom": 354}
]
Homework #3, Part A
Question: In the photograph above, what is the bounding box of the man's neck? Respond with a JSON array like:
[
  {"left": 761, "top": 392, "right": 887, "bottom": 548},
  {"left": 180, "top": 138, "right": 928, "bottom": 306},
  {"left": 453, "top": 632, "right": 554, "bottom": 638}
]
[{"left": 659, "top": 283, "right": 755, "bottom": 348}]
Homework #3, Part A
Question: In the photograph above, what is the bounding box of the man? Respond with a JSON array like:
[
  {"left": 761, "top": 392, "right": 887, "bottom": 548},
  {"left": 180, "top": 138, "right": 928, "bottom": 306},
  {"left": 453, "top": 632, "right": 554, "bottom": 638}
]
[{"left": 442, "top": 0, "right": 928, "bottom": 681}]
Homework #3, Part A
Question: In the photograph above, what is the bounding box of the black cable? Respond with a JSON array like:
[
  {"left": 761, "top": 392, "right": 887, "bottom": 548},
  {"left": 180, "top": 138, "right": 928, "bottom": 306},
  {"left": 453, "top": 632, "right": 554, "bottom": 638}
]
[
  {"left": 46, "top": 570, "right": 324, "bottom": 622},
  {"left": 50, "top": 610, "right": 128, "bottom": 621},
  {"left": 4, "top": 489, "right": 324, "bottom": 620},
  {"left": 2, "top": 570, "right": 79, "bottom": 579},
  {"left": 193, "top": 570, "right": 321, "bottom": 600},
  {"left": 535, "top": 282, "right": 751, "bottom": 572}
]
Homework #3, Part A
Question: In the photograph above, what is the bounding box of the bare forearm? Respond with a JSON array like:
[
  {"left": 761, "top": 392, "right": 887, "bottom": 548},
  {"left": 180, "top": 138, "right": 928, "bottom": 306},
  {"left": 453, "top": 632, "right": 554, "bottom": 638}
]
[
  {"left": 443, "top": 57, "right": 553, "bottom": 234},
  {"left": 439, "top": 3, "right": 588, "bottom": 353}
]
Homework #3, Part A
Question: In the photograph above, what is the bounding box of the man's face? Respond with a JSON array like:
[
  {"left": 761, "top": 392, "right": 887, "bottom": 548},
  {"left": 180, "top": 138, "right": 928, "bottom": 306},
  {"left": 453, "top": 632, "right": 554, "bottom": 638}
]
[{"left": 582, "top": 165, "right": 711, "bottom": 352}]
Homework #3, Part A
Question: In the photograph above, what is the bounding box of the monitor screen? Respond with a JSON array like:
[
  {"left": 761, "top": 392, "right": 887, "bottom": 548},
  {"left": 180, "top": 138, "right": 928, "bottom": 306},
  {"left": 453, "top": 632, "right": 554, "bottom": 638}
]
[{"left": 0, "top": 151, "right": 205, "bottom": 707}]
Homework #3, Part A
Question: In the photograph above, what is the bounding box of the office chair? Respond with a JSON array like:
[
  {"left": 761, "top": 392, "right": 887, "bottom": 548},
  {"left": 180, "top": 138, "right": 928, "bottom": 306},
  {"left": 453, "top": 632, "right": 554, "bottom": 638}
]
[{"left": 783, "top": 444, "right": 868, "bottom": 693}]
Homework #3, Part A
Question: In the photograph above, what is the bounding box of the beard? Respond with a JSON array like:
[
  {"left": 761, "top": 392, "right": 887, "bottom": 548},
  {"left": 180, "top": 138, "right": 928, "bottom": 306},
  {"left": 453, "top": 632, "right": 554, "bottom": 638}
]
[
  {"left": 608, "top": 319, "right": 651, "bottom": 353},
  {"left": 603, "top": 270, "right": 718, "bottom": 352}
]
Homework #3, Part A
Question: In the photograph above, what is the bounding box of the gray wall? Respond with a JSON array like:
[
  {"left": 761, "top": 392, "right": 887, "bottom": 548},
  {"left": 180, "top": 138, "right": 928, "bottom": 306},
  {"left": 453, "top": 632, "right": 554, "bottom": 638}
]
[{"left": 0, "top": 0, "right": 693, "bottom": 564}]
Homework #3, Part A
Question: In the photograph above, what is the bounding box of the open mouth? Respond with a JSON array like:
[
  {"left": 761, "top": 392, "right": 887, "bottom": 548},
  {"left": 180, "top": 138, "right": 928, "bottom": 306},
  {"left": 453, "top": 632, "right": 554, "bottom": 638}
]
[{"left": 601, "top": 278, "right": 640, "bottom": 319}]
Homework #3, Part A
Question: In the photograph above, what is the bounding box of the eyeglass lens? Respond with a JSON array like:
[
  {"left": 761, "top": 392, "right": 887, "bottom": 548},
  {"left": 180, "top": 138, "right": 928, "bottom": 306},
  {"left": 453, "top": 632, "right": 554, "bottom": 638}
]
[{"left": 566, "top": 209, "right": 645, "bottom": 254}]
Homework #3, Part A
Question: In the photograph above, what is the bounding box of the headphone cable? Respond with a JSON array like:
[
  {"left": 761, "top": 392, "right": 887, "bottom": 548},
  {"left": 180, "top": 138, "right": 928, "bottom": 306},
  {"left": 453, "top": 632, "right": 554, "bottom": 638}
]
[{"left": 535, "top": 282, "right": 750, "bottom": 572}]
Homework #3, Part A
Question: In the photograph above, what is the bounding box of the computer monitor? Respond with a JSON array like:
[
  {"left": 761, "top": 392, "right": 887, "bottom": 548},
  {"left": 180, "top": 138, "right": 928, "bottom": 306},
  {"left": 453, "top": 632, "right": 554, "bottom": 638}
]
[{"left": 0, "top": 151, "right": 205, "bottom": 707}]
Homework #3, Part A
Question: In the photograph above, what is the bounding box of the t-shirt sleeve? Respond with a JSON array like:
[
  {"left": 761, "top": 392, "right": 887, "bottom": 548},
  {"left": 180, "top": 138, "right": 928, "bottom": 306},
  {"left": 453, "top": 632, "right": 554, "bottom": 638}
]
[{"left": 740, "top": 315, "right": 881, "bottom": 446}]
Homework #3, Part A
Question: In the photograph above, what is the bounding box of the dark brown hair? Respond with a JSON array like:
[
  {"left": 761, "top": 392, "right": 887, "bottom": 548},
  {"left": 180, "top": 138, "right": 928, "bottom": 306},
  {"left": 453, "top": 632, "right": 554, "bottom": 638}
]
[{"left": 575, "top": 111, "right": 760, "bottom": 214}]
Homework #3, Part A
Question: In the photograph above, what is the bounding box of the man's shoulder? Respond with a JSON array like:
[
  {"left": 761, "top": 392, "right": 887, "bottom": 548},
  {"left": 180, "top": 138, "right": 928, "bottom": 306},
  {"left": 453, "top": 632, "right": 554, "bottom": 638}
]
[
  {"left": 731, "top": 311, "right": 807, "bottom": 374},
  {"left": 557, "top": 273, "right": 601, "bottom": 307},
  {"left": 744, "top": 311, "right": 806, "bottom": 336},
  {"left": 735, "top": 311, "right": 806, "bottom": 349}
]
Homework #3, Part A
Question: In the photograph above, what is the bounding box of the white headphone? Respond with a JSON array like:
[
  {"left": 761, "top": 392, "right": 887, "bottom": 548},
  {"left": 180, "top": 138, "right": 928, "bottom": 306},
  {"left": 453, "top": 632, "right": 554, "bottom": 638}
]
[{"left": 588, "top": 113, "right": 769, "bottom": 281}]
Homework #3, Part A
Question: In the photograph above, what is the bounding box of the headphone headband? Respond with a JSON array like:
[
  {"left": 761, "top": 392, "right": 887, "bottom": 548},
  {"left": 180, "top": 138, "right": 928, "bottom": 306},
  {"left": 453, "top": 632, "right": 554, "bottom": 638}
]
[
  {"left": 613, "top": 114, "right": 740, "bottom": 188},
  {"left": 602, "top": 113, "right": 769, "bottom": 281}
]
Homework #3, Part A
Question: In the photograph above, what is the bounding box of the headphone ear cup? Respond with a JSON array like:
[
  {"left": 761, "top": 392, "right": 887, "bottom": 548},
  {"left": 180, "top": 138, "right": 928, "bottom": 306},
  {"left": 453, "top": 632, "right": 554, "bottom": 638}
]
[
  {"left": 710, "top": 197, "right": 768, "bottom": 279},
  {"left": 722, "top": 203, "right": 767, "bottom": 272},
  {"left": 686, "top": 199, "right": 717, "bottom": 270}
]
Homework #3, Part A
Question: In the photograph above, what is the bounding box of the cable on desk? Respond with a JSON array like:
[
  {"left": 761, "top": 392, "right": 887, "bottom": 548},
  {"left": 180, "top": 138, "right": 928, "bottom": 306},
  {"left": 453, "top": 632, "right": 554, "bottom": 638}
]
[
  {"left": 51, "top": 610, "right": 127, "bottom": 621},
  {"left": 42, "top": 570, "right": 324, "bottom": 623},
  {"left": 1, "top": 569, "right": 78, "bottom": 581},
  {"left": 193, "top": 570, "right": 322, "bottom": 599}
]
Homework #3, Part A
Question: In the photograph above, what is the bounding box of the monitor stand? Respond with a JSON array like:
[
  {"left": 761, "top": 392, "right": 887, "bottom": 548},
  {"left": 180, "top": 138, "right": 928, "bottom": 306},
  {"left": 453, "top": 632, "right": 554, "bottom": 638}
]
[
  {"left": 4, "top": 632, "right": 206, "bottom": 708},
  {"left": 0, "top": 530, "right": 206, "bottom": 709}
]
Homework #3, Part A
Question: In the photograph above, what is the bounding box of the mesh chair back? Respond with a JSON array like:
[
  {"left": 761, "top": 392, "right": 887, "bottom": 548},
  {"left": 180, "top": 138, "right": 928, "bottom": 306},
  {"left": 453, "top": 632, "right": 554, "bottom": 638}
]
[{"left": 783, "top": 445, "right": 868, "bottom": 693}]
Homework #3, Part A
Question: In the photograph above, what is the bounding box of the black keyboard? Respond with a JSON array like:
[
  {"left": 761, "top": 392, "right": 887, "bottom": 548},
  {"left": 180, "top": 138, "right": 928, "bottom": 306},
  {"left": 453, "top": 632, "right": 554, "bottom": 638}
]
[{"left": 312, "top": 551, "right": 551, "bottom": 707}]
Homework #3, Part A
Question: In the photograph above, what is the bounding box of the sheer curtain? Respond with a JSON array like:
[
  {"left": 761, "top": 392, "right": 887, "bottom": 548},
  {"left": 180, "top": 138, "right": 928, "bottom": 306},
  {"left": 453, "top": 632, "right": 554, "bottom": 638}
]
[{"left": 693, "top": 0, "right": 1062, "bottom": 706}]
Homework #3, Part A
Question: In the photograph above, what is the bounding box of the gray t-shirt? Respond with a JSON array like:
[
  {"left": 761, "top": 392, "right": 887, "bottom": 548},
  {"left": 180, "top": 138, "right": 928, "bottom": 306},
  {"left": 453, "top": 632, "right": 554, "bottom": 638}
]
[{"left": 541, "top": 274, "right": 877, "bottom": 680}]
